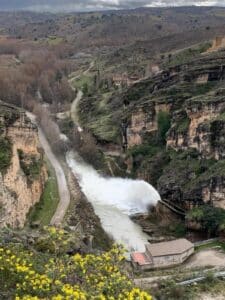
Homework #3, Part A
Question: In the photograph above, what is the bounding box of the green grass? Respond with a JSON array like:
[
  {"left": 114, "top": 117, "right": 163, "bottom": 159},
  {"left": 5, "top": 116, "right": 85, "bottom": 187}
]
[
  {"left": 47, "top": 36, "right": 64, "bottom": 45},
  {"left": 195, "top": 241, "right": 225, "bottom": 252},
  {"left": 27, "top": 160, "right": 59, "bottom": 227},
  {"left": 86, "top": 114, "right": 120, "bottom": 143},
  {"left": 98, "top": 92, "right": 113, "bottom": 109},
  {"left": 215, "top": 111, "right": 225, "bottom": 121},
  {"left": 163, "top": 42, "right": 211, "bottom": 68},
  {"left": 71, "top": 74, "right": 93, "bottom": 91},
  {"left": 177, "top": 118, "right": 190, "bottom": 133}
]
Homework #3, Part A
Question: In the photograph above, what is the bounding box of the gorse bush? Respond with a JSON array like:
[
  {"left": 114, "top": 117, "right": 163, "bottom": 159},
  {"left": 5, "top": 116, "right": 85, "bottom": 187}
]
[{"left": 0, "top": 227, "right": 152, "bottom": 300}]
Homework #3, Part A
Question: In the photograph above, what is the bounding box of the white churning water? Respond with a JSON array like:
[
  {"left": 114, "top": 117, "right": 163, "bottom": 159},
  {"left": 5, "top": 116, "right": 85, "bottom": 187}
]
[{"left": 66, "top": 151, "right": 161, "bottom": 252}]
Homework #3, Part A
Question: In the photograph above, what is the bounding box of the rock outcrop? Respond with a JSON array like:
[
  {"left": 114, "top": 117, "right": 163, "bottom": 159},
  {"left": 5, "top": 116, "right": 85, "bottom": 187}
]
[
  {"left": 167, "top": 95, "right": 225, "bottom": 159},
  {"left": 79, "top": 46, "right": 225, "bottom": 214},
  {"left": 0, "top": 101, "right": 47, "bottom": 228},
  {"left": 127, "top": 103, "right": 171, "bottom": 147},
  {"left": 123, "top": 49, "right": 225, "bottom": 211}
]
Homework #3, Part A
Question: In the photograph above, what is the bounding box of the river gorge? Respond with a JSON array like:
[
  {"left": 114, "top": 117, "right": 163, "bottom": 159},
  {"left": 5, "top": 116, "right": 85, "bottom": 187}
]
[{"left": 66, "top": 151, "right": 161, "bottom": 252}]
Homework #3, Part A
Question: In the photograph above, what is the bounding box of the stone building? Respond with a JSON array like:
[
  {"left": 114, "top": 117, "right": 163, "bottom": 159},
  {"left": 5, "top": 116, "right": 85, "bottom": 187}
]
[{"left": 131, "top": 239, "right": 194, "bottom": 270}]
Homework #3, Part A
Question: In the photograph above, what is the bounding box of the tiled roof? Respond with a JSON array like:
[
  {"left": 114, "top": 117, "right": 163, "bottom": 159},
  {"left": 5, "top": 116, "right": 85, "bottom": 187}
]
[
  {"left": 146, "top": 239, "right": 194, "bottom": 257},
  {"left": 131, "top": 252, "right": 152, "bottom": 266}
]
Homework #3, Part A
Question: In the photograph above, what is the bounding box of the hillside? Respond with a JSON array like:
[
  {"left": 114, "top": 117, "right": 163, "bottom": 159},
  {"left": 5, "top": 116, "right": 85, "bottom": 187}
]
[
  {"left": 2, "top": 6, "right": 225, "bottom": 300},
  {"left": 78, "top": 41, "right": 225, "bottom": 219},
  {"left": 2, "top": 7, "right": 225, "bottom": 50}
]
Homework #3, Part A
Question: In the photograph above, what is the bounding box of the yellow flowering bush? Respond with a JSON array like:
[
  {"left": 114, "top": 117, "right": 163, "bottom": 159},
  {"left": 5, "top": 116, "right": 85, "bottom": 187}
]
[{"left": 0, "top": 227, "right": 152, "bottom": 300}]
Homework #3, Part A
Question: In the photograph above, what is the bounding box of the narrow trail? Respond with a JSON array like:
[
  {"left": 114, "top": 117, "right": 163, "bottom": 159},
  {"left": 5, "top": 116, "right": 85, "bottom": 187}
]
[
  {"left": 83, "top": 61, "right": 94, "bottom": 75},
  {"left": 26, "top": 112, "right": 70, "bottom": 226},
  {"left": 68, "top": 60, "right": 94, "bottom": 130},
  {"left": 70, "top": 90, "right": 83, "bottom": 132}
]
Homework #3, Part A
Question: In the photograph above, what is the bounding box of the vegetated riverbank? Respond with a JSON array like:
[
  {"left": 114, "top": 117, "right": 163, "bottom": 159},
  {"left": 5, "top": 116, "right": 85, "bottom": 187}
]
[
  {"left": 24, "top": 108, "right": 112, "bottom": 250},
  {"left": 27, "top": 158, "right": 59, "bottom": 227},
  {"left": 26, "top": 111, "right": 70, "bottom": 227}
]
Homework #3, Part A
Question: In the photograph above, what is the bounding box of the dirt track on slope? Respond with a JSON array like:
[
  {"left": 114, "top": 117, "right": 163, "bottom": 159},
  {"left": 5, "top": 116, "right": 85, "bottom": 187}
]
[{"left": 27, "top": 112, "right": 70, "bottom": 226}]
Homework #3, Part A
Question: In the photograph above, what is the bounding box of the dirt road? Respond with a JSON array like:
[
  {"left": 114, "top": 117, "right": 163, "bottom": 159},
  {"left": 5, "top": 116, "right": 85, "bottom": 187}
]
[{"left": 26, "top": 112, "right": 70, "bottom": 226}]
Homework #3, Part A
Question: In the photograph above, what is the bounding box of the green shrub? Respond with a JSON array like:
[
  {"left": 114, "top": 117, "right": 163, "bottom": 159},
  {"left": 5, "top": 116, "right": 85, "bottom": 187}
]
[
  {"left": 18, "top": 149, "right": 42, "bottom": 182},
  {"left": 171, "top": 223, "right": 187, "bottom": 238},
  {"left": 157, "top": 111, "right": 171, "bottom": 144},
  {"left": 0, "top": 137, "right": 12, "bottom": 173},
  {"left": 128, "top": 144, "right": 159, "bottom": 157},
  {"left": 58, "top": 117, "right": 74, "bottom": 135},
  {"left": 187, "top": 205, "right": 225, "bottom": 237},
  {"left": 0, "top": 229, "right": 152, "bottom": 300},
  {"left": 177, "top": 118, "right": 190, "bottom": 133}
]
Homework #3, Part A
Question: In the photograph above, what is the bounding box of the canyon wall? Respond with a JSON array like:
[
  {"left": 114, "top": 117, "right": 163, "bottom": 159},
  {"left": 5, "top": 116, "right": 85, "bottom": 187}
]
[
  {"left": 127, "top": 103, "right": 171, "bottom": 147},
  {"left": 122, "top": 49, "right": 225, "bottom": 212},
  {"left": 167, "top": 96, "right": 225, "bottom": 159},
  {"left": 79, "top": 46, "right": 225, "bottom": 213},
  {"left": 0, "top": 102, "right": 47, "bottom": 228}
]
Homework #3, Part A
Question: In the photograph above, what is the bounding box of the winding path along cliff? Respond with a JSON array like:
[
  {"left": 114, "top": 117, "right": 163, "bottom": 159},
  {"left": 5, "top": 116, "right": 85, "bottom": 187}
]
[{"left": 26, "top": 112, "right": 70, "bottom": 226}]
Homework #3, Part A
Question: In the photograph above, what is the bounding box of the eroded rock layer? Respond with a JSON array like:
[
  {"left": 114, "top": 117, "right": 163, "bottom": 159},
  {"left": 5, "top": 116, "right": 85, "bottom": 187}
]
[
  {"left": 79, "top": 47, "right": 225, "bottom": 212},
  {"left": 0, "top": 101, "right": 47, "bottom": 228}
]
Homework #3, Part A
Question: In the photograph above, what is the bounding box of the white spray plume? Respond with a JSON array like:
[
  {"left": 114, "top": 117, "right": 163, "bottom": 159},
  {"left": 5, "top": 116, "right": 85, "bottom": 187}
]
[
  {"left": 67, "top": 152, "right": 160, "bottom": 214},
  {"left": 66, "top": 151, "right": 161, "bottom": 251}
]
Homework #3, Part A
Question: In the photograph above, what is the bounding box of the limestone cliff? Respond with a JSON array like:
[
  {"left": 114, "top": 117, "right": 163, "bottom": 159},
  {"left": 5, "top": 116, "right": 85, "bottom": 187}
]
[
  {"left": 79, "top": 46, "right": 225, "bottom": 214},
  {"left": 167, "top": 94, "right": 225, "bottom": 159},
  {"left": 0, "top": 101, "right": 47, "bottom": 228},
  {"left": 127, "top": 103, "right": 171, "bottom": 147}
]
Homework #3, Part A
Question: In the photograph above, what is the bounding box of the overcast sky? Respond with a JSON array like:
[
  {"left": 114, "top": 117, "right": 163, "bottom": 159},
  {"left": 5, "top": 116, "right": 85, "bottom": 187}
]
[{"left": 0, "top": 0, "right": 224, "bottom": 12}]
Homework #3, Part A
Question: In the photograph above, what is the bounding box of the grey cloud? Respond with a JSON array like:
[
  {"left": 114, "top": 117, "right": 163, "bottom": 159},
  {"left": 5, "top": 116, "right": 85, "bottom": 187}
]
[{"left": 0, "top": 0, "right": 224, "bottom": 12}]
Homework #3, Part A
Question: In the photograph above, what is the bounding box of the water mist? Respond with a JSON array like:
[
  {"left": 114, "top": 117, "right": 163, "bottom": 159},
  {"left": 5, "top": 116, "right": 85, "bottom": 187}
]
[{"left": 66, "top": 151, "right": 161, "bottom": 252}]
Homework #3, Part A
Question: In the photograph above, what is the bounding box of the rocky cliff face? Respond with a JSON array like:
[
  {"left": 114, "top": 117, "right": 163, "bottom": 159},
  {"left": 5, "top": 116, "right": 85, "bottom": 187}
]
[
  {"left": 127, "top": 103, "right": 171, "bottom": 147},
  {"left": 167, "top": 94, "right": 225, "bottom": 159},
  {"left": 80, "top": 46, "right": 225, "bottom": 213},
  {"left": 0, "top": 101, "right": 47, "bottom": 228}
]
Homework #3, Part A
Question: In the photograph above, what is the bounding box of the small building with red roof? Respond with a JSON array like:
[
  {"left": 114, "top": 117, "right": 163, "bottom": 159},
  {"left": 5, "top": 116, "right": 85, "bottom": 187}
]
[{"left": 131, "top": 238, "right": 194, "bottom": 270}]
